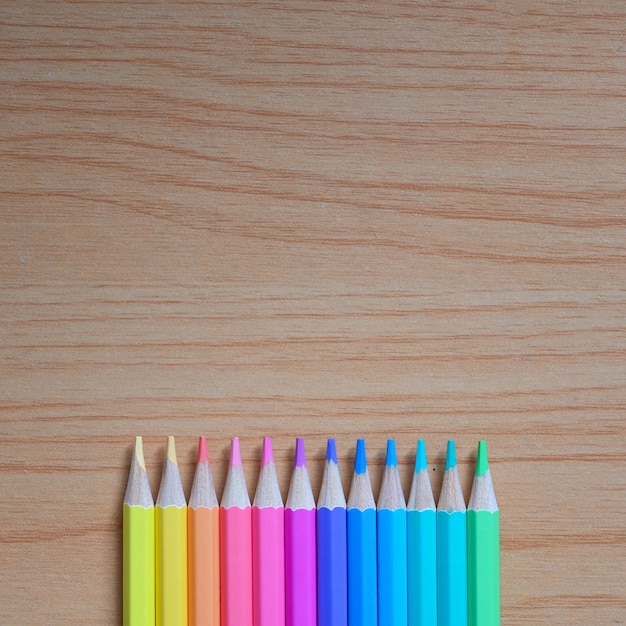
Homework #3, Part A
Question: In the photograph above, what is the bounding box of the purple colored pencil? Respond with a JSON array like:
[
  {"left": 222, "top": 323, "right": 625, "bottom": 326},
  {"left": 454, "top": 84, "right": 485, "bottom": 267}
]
[{"left": 285, "top": 438, "right": 317, "bottom": 626}]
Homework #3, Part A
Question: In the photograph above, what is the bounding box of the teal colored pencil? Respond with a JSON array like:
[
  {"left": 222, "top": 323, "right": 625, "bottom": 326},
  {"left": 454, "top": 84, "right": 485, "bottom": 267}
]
[
  {"left": 407, "top": 440, "right": 436, "bottom": 626},
  {"left": 436, "top": 441, "right": 467, "bottom": 626},
  {"left": 468, "top": 441, "right": 500, "bottom": 626},
  {"left": 347, "top": 439, "right": 377, "bottom": 626},
  {"left": 377, "top": 439, "right": 408, "bottom": 626}
]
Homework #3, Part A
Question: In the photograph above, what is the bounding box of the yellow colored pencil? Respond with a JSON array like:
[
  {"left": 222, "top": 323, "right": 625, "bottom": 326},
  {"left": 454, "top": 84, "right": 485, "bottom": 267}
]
[
  {"left": 156, "top": 436, "right": 188, "bottom": 626},
  {"left": 123, "top": 436, "right": 155, "bottom": 626}
]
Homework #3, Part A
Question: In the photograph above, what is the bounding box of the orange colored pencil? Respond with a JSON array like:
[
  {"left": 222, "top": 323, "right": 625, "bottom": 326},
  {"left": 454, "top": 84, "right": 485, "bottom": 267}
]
[{"left": 188, "top": 437, "right": 220, "bottom": 626}]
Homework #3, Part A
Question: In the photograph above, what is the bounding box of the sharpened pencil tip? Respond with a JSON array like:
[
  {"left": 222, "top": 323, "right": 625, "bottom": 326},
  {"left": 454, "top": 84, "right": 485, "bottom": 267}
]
[
  {"left": 294, "top": 437, "right": 306, "bottom": 468},
  {"left": 134, "top": 436, "right": 146, "bottom": 470},
  {"left": 261, "top": 437, "right": 274, "bottom": 467},
  {"left": 415, "top": 439, "right": 427, "bottom": 471},
  {"left": 445, "top": 440, "right": 457, "bottom": 470},
  {"left": 326, "top": 438, "right": 337, "bottom": 463},
  {"left": 197, "top": 436, "right": 209, "bottom": 464},
  {"left": 230, "top": 437, "right": 242, "bottom": 467},
  {"left": 166, "top": 436, "right": 178, "bottom": 465},
  {"left": 476, "top": 440, "right": 489, "bottom": 476},
  {"left": 386, "top": 439, "right": 397, "bottom": 467},
  {"left": 355, "top": 439, "right": 367, "bottom": 474}
]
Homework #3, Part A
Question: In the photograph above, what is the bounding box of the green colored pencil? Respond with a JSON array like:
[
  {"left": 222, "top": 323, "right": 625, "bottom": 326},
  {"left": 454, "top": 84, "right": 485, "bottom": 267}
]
[{"left": 467, "top": 441, "right": 500, "bottom": 626}]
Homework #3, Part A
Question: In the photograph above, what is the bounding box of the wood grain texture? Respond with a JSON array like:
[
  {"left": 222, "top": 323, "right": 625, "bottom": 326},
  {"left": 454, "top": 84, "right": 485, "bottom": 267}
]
[{"left": 1, "top": 0, "right": 625, "bottom": 623}]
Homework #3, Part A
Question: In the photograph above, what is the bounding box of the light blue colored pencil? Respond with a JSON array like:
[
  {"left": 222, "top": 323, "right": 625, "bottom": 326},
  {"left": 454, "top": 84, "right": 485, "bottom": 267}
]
[
  {"left": 436, "top": 441, "right": 467, "bottom": 626},
  {"left": 347, "top": 439, "right": 377, "bottom": 626},
  {"left": 407, "top": 440, "right": 437, "bottom": 626},
  {"left": 377, "top": 439, "right": 408, "bottom": 626}
]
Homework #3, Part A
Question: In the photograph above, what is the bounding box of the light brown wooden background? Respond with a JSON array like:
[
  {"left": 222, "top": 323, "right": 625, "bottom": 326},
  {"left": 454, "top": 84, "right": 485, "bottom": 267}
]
[{"left": 1, "top": 1, "right": 625, "bottom": 623}]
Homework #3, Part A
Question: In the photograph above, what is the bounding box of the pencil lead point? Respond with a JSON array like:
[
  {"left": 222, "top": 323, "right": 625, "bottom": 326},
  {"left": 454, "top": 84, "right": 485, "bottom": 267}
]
[
  {"left": 415, "top": 439, "right": 427, "bottom": 471},
  {"left": 386, "top": 439, "right": 397, "bottom": 467},
  {"left": 166, "top": 436, "right": 178, "bottom": 465},
  {"left": 445, "top": 440, "right": 457, "bottom": 470},
  {"left": 326, "top": 438, "right": 337, "bottom": 463},
  {"left": 355, "top": 438, "right": 367, "bottom": 474},
  {"left": 229, "top": 437, "right": 242, "bottom": 467},
  {"left": 197, "top": 436, "right": 209, "bottom": 463},
  {"left": 476, "top": 440, "right": 489, "bottom": 476},
  {"left": 294, "top": 437, "right": 306, "bottom": 468},
  {"left": 134, "top": 436, "right": 146, "bottom": 470},
  {"left": 261, "top": 437, "right": 274, "bottom": 467}
]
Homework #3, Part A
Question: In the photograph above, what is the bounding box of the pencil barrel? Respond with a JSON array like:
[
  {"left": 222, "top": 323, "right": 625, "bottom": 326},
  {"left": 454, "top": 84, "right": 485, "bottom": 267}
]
[
  {"left": 220, "top": 506, "right": 253, "bottom": 626},
  {"left": 436, "top": 511, "right": 467, "bottom": 626},
  {"left": 188, "top": 506, "right": 220, "bottom": 626},
  {"left": 377, "top": 508, "right": 408, "bottom": 626},
  {"left": 123, "top": 505, "right": 155, "bottom": 626},
  {"left": 317, "top": 506, "right": 348, "bottom": 626},
  {"left": 467, "top": 510, "right": 500, "bottom": 626},
  {"left": 347, "top": 508, "right": 377, "bottom": 626},
  {"left": 156, "top": 505, "right": 188, "bottom": 626},
  {"left": 407, "top": 509, "right": 437, "bottom": 626},
  {"left": 285, "top": 507, "right": 317, "bottom": 626},
  {"left": 252, "top": 506, "right": 285, "bottom": 626}
]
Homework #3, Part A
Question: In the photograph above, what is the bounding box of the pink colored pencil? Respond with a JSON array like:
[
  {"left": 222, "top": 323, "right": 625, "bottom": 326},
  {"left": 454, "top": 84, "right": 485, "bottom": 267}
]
[
  {"left": 220, "top": 437, "right": 253, "bottom": 626},
  {"left": 252, "top": 437, "right": 285, "bottom": 626},
  {"left": 285, "top": 437, "right": 317, "bottom": 626}
]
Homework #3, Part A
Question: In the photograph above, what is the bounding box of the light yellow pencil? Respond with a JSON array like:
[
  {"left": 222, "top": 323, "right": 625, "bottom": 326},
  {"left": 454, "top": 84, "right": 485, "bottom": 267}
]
[
  {"left": 156, "top": 436, "right": 188, "bottom": 626},
  {"left": 123, "top": 436, "right": 155, "bottom": 626}
]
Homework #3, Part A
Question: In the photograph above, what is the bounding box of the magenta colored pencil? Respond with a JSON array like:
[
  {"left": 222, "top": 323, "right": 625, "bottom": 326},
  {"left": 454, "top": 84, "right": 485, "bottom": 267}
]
[{"left": 285, "top": 438, "right": 317, "bottom": 626}]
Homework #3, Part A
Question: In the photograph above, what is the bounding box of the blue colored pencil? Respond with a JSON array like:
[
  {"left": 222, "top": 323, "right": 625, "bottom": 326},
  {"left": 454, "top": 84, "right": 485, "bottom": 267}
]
[
  {"left": 317, "top": 438, "right": 348, "bottom": 626},
  {"left": 407, "top": 440, "right": 437, "bottom": 626},
  {"left": 377, "top": 439, "right": 408, "bottom": 626},
  {"left": 347, "top": 439, "right": 377, "bottom": 626},
  {"left": 436, "top": 441, "right": 467, "bottom": 626}
]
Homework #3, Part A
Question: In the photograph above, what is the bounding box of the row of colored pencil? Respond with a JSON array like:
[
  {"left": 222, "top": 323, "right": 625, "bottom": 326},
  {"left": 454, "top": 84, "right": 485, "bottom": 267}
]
[{"left": 123, "top": 437, "right": 499, "bottom": 626}]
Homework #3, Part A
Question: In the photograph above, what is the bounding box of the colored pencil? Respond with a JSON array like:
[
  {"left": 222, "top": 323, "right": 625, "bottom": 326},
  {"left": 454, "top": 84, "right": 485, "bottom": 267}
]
[
  {"left": 377, "top": 439, "right": 408, "bottom": 626},
  {"left": 156, "top": 436, "right": 188, "bottom": 626},
  {"left": 436, "top": 440, "right": 467, "bottom": 626},
  {"left": 285, "top": 437, "right": 317, "bottom": 626},
  {"left": 317, "top": 438, "right": 348, "bottom": 626},
  {"left": 123, "top": 436, "right": 155, "bottom": 626},
  {"left": 407, "top": 440, "right": 437, "bottom": 626},
  {"left": 188, "top": 436, "right": 220, "bottom": 626},
  {"left": 252, "top": 437, "right": 285, "bottom": 626},
  {"left": 467, "top": 441, "right": 500, "bottom": 626},
  {"left": 346, "top": 439, "right": 377, "bottom": 626},
  {"left": 220, "top": 436, "right": 253, "bottom": 626}
]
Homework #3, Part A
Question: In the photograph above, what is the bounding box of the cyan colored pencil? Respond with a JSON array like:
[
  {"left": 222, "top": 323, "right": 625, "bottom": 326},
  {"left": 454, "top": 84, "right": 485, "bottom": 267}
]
[
  {"left": 377, "top": 439, "right": 408, "bottom": 626},
  {"left": 436, "top": 441, "right": 467, "bottom": 626},
  {"left": 407, "top": 440, "right": 437, "bottom": 626}
]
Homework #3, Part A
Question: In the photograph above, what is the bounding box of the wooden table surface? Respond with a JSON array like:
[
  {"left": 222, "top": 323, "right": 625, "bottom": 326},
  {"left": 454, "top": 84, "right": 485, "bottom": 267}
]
[{"left": 2, "top": 1, "right": 626, "bottom": 623}]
